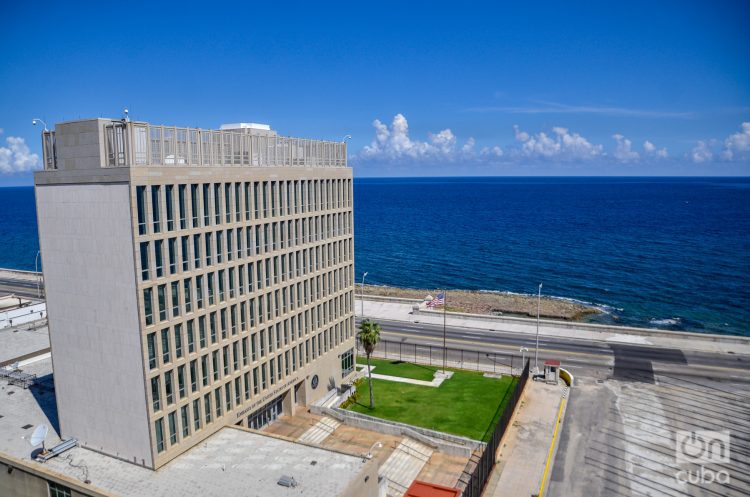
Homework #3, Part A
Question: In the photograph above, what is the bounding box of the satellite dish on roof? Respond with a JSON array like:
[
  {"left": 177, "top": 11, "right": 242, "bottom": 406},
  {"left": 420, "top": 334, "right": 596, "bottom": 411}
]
[{"left": 29, "top": 424, "right": 49, "bottom": 451}]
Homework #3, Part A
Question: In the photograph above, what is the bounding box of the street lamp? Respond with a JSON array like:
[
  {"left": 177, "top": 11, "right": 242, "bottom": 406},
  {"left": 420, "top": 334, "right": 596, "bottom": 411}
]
[
  {"left": 520, "top": 346, "right": 528, "bottom": 373},
  {"left": 342, "top": 134, "right": 352, "bottom": 142},
  {"left": 360, "top": 272, "right": 368, "bottom": 319},
  {"left": 534, "top": 283, "right": 542, "bottom": 374},
  {"left": 32, "top": 119, "right": 48, "bottom": 132},
  {"left": 34, "top": 251, "right": 42, "bottom": 299}
]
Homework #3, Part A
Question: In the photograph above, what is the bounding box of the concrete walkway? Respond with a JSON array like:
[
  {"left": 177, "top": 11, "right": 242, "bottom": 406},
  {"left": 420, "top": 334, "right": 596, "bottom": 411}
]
[
  {"left": 359, "top": 364, "right": 453, "bottom": 387},
  {"left": 483, "top": 380, "right": 567, "bottom": 497},
  {"left": 358, "top": 299, "right": 750, "bottom": 355}
]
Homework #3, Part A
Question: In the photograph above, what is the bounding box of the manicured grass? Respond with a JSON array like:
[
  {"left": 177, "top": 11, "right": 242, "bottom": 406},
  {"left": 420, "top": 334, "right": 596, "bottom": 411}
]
[
  {"left": 349, "top": 367, "right": 518, "bottom": 442},
  {"left": 356, "top": 356, "right": 437, "bottom": 381}
]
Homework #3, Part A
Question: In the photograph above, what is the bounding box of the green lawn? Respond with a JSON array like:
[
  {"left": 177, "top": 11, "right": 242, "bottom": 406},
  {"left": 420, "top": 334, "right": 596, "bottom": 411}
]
[
  {"left": 356, "top": 356, "right": 437, "bottom": 381},
  {"left": 349, "top": 367, "right": 518, "bottom": 442}
]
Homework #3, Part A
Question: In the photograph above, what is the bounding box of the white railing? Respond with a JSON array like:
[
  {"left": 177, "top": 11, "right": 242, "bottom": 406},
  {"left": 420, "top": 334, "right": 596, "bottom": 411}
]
[{"left": 103, "top": 121, "right": 347, "bottom": 169}]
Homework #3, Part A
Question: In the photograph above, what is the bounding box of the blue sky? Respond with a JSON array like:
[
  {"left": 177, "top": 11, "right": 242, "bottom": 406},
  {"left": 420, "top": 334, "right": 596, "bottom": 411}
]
[{"left": 1, "top": 0, "right": 749, "bottom": 184}]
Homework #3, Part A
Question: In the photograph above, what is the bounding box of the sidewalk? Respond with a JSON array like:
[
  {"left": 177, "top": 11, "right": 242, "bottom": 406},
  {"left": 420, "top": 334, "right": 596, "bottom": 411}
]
[
  {"left": 359, "top": 299, "right": 750, "bottom": 355},
  {"left": 482, "top": 380, "right": 566, "bottom": 497}
]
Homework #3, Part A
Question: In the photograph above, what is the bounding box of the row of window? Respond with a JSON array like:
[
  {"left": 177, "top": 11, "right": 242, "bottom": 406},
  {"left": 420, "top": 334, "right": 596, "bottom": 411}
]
[
  {"left": 149, "top": 318, "right": 353, "bottom": 415},
  {"left": 145, "top": 290, "right": 354, "bottom": 369},
  {"left": 151, "top": 339, "right": 356, "bottom": 454},
  {"left": 136, "top": 179, "right": 352, "bottom": 236},
  {"left": 143, "top": 262, "right": 353, "bottom": 328},
  {"left": 139, "top": 226, "right": 352, "bottom": 282}
]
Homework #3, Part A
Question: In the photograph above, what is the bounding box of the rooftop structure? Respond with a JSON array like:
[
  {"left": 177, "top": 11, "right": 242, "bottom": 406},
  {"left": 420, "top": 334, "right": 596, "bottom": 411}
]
[
  {"left": 0, "top": 358, "right": 377, "bottom": 497},
  {"left": 33, "top": 118, "right": 357, "bottom": 471}
]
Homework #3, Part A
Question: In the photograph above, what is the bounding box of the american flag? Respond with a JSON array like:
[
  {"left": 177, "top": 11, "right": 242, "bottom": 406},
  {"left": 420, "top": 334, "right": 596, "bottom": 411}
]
[{"left": 427, "top": 293, "right": 445, "bottom": 308}]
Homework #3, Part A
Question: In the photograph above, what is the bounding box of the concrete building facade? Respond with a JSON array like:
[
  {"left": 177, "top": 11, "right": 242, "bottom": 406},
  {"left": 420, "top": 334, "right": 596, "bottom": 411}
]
[{"left": 35, "top": 119, "right": 357, "bottom": 469}]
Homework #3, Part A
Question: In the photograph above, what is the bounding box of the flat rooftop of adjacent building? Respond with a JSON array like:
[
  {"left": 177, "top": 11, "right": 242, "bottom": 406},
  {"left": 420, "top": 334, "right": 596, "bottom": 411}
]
[
  {"left": 0, "top": 357, "right": 369, "bottom": 497},
  {"left": 0, "top": 325, "right": 50, "bottom": 366}
]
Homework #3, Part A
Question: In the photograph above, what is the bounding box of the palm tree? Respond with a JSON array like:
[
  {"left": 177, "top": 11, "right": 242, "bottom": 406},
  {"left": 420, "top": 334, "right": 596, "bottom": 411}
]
[{"left": 358, "top": 319, "right": 381, "bottom": 409}]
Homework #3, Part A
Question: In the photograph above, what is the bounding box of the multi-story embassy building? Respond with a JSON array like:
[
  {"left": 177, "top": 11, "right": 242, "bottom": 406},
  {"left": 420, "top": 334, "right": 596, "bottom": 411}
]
[{"left": 35, "top": 119, "right": 357, "bottom": 469}]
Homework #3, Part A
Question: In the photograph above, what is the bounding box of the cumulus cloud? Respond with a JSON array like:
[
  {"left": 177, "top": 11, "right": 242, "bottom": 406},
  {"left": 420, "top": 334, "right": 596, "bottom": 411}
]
[
  {"left": 721, "top": 122, "right": 750, "bottom": 160},
  {"left": 612, "top": 134, "right": 640, "bottom": 162},
  {"left": 0, "top": 135, "right": 40, "bottom": 174},
  {"left": 690, "top": 141, "right": 713, "bottom": 163},
  {"left": 359, "top": 114, "right": 498, "bottom": 163},
  {"left": 480, "top": 145, "right": 503, "bottom": 157},
  {"left": 643, "top": 140, "right": 668, "bottom": 159},
  {"left": 512, "top": 125, "right": 603, "bottom": 161}
]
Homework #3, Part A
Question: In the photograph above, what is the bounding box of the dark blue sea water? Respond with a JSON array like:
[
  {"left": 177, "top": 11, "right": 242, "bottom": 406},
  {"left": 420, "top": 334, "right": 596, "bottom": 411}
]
[
  {"left": 354, "top": 177, "right": 750, "bottom": 336},
  {"left": 1, "top": 178, "right": 748, "bottom": 335}
]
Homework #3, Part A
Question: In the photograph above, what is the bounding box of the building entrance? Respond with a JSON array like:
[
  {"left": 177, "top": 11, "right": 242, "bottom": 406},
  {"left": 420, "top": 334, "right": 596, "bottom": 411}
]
[{"left": 247, "top": 395, "right": 284, "bottom": 430}]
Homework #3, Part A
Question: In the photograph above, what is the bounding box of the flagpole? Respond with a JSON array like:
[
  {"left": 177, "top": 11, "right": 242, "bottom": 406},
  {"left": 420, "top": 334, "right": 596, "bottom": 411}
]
[{"left": 443, "top": 289, "right": 447, "bottom": 373}]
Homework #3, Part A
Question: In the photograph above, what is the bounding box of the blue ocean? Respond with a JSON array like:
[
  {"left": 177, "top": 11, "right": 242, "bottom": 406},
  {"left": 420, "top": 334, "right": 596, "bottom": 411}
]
[{"left": 1, "top": 177, "right": 748, "bottom": 335}]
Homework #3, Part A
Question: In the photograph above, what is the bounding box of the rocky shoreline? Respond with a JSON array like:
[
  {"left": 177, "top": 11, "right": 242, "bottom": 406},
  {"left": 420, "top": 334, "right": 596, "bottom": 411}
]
[{"left": 361, "top": 284, "right": 600, "bottom": 321}]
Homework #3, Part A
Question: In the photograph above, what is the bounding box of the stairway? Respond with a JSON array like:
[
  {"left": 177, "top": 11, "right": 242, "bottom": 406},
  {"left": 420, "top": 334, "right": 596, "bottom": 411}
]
[
  {"left": 379, "top": 437, "right": 434, "bottom": 497},
  {"left": 297, "top": 416, "right": 341, "bottom": 444}
]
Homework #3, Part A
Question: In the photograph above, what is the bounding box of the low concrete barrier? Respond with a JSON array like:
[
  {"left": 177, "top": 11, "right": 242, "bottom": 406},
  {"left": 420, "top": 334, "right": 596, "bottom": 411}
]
[
  {"left": 360, "top": 294, "right": 423, "bottom": 304},
  {"left": 412, "top": 307, "right": 750, "bottom": 345},
  {"left": 309, "top": 404, "right": 482, "bottom": 457}
]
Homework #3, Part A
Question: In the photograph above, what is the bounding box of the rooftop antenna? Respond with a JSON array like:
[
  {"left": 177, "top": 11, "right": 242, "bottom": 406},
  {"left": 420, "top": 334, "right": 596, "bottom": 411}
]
[
  {"left": 123, "top": 108, "right": 130, "bottom": 122},
  {"left": 28, "top": 424, "right": 49, "bottom": 455},
  {"left": 32, "top": 119, "right": 48, "bottom": 132}
]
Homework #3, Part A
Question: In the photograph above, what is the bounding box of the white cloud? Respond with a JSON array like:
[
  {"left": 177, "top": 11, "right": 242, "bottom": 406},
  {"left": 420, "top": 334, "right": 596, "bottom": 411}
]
[
  {"left": 690, "top": 141, "right": 713, "bottom": 163},
  {"left": 721, "top": 122, "right": 750, "bottom": 160},
  {"left": 0, "top": 136, "right": 40, "bottom": 174},
  {"left": 360, "top": 114, "right": 500, "bottom": 163},
  {"left": 643, "top": 140, "right": 668, "bottom": 158},
  {"left": 611, "top": 134, "right": 640, "bottom": 162},
  {"left": 512, "top": 125, "right": 603, "bottom": 160},
  {"left": 480, "top": 145, "right": 503, "bottom": 157}
]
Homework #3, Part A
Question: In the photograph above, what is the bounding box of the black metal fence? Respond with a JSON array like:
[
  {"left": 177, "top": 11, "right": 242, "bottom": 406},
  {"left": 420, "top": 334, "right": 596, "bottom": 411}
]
[
  {"left": 461, "top": 359, "right": 530, "bottom": 497},
  {"left": 359, "top": 338, "right": 526, "bottom": 375}
]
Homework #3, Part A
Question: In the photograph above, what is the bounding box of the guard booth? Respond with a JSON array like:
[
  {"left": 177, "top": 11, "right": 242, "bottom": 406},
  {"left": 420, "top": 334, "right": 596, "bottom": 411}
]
[{"left": 544, "top": 359, "right": 560, "bottom": 385}]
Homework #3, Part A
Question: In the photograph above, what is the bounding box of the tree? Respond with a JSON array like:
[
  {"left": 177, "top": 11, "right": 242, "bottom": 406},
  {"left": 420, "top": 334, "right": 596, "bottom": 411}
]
[{"left": 358, "top": 319, "right": 381, "bottom": 409}]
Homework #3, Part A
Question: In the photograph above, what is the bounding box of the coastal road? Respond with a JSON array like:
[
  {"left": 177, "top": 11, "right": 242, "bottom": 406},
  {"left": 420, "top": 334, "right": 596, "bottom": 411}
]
[
  {"left": 358, "top": 317, "right": 750, "bottom": 496},
  {"left": 0, "top": 276, "right": 44, "bottom": 300},
  {"left": 359, "top": 317, "right": 749, "bottom": 380}
]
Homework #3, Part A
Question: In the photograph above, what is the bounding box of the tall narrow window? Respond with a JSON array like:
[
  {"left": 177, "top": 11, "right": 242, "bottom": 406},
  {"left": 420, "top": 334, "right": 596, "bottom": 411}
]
[
  {"left": 181, "top": 405, "right": 190, "bottom": 437},
  {"left": 165, "top": 370, "right": 174, "bottom": 405},
  {"left": 151, "top": 185, "right": 161, "bottom": 233},
  {"left": 151, "top": 376, "right": 161, "bottom": 411},
  {"left": 191, "top": 184, "right": 200, "bottom": 228},
  {"left": 178, "top": 184, "right": 187, "bottom": 229},
  {"left": 155, "top": 418, "right": 165, "bottom": 453},
  {"left": 168, "top": 411, "right": 177, "bottom": 444},
  {"left": 181, "top": 236, "right": 189, "bottom": 271},
  {"left": 165, "top": 185, "right": 174, "bottom": 231},
  {"left": 168, "top": 238, "right": 177, "bottom": 274},
  {"left": 184, "top": 278, "right": 192, "bottom": 313},
  {"left": 158, "top": 284, "right": 167, "bottom": 321},
  {"left": 144, "top": 288, "right": 154, "bottom": 326},
  {"left": 225, "top": 183, "right": 231, "bottom": 223},
  {"left": 136, "top": 185, "right": 147, "bottom": 235},
  {"left": 161, "top": 328, "right": 171, "bottom": 364},
  {"left": 174, "top": 324, "right": 183, "bottom": 358},
  {"left": 140, "top": 242, "right": 150, "bottom": 280},
  {"left": 202, "top": 184, "right": 211, "bottom": 226},
  {"left": 147, "top": 332, "right": 157, "bottom": 368},
  {"left": 214, "top": 184, "right": 221, "bottom": 224},
  {"left": 171, "top": 281, "right": 180, "bottom": 317}
]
